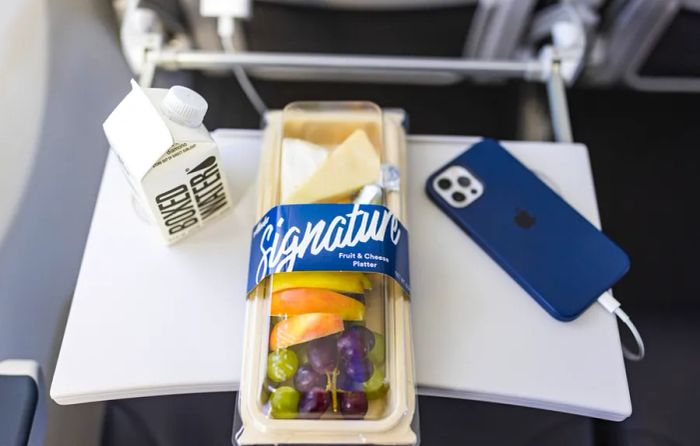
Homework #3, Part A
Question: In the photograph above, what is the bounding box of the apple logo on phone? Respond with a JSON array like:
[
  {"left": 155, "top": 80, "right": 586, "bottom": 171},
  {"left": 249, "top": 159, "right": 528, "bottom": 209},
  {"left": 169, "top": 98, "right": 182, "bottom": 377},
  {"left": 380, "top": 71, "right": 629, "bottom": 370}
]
[{"left": 514, "top": 209, "right": 536, "bottom": 229}]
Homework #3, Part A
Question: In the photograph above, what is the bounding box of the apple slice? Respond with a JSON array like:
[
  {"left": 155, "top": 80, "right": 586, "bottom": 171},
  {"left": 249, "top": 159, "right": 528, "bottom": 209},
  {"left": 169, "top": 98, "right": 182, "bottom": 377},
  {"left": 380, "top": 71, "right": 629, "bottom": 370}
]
[
  {"left": 270, "top": 313, "right": 344, "bottom": 351},
  {"left": 272, "top": 288, "right": 365, "bottom": 321},
  {"left": 271, "top": 271, "right": 371, "bottom": 295}
]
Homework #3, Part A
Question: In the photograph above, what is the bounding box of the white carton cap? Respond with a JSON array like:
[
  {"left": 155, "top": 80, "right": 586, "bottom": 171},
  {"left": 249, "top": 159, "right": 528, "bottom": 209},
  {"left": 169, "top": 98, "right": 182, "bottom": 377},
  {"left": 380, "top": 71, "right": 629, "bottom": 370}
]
[{"left": 161, "top": 85, "right": 208, "bottom": 127}]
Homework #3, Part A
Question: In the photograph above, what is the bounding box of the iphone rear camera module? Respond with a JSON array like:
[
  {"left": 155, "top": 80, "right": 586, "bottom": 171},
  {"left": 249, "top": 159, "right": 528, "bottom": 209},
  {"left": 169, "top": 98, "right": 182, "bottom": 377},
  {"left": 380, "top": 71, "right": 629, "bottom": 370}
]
[{"left": 433, "top": 165, "right": 484, "bottom": 208}]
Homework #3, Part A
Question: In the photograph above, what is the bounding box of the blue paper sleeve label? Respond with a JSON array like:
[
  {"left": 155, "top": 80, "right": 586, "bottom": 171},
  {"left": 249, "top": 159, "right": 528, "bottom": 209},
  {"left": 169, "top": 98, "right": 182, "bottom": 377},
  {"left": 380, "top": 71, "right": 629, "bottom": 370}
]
[{"left": 247, "top": 204, "right": 410, "bottom": 294}]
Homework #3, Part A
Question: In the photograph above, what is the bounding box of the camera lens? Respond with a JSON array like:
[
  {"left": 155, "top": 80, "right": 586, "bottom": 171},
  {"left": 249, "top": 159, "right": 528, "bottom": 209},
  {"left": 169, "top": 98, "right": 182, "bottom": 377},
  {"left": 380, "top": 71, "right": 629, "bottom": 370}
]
[
  {"left": 457, "top": 176, "right": 471, "bottom": 187},
  {"left": 452, "top": 191, "right": 466, "bottom": 202},
  {"left": 437, "top": 178, "right": 452, "bottom": 190}
]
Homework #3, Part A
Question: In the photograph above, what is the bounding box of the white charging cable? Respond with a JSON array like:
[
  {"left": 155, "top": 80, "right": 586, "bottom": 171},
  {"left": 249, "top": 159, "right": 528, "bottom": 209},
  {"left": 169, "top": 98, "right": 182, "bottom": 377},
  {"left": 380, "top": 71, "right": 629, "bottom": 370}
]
[
  {"left": 217, "top": 16, "right": 267, "bottom": 115},
  {"left": 597, "top": 293, "right": 645, "bottom": 361}
]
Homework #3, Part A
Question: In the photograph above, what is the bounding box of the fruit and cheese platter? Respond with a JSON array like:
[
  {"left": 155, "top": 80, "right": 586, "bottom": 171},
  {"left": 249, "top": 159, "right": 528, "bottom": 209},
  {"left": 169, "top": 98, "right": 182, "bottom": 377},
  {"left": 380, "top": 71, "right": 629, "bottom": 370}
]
[{"left": 235, "top": 102, "right": 418, "bottom": 445}]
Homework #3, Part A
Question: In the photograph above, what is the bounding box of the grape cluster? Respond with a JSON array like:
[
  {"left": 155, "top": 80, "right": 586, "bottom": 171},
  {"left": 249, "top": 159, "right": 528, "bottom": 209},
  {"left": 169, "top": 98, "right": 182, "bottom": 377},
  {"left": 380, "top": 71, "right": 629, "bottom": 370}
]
[{"left": 266, "top": 325, "right": 386, "bottom": 420}]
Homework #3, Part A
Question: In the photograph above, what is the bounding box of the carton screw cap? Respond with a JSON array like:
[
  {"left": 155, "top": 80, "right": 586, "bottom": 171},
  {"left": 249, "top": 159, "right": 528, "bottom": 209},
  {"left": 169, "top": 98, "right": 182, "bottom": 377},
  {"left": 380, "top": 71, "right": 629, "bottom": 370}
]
[{"left": 161, "top": 86, "right": 208, "bottom": 127}]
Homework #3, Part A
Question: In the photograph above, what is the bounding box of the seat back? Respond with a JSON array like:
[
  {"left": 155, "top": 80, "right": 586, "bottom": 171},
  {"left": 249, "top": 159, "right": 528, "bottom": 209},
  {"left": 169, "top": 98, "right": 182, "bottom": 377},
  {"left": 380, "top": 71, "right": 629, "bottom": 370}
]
[
  {"left": 587, "top": 0, "right": 700, "bottom": 91},
  {"left": 0, "top": 360, "right": 39, "bottom": 446}
]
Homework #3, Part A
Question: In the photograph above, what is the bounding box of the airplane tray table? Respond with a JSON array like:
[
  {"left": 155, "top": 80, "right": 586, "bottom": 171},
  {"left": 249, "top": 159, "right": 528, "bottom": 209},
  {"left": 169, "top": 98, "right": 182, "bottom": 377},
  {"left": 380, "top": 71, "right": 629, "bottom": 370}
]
[{"left": 51, "top": 129, "right": 631, "bottom": 421}]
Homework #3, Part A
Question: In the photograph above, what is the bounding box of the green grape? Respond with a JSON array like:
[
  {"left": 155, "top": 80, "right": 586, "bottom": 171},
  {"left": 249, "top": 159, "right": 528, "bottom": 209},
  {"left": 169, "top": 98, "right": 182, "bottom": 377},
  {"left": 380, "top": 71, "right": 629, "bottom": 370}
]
[
  {"left": 267, "top": 349, "right": 299, "bottom": 383},
  {"left": 368, "top": 332, "right": 385, "bottom": 365},
  {"left": 362, "top": 367, "right": 388, "bottom": 400},
  {"left": 270, "top": 386, "right": 300, "bottom": 419}
]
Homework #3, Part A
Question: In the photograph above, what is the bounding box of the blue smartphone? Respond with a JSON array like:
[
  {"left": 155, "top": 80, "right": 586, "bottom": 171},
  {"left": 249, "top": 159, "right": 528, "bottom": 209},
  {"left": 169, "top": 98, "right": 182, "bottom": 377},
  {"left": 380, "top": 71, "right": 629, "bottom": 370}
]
[{"left": 425, "top": 139, "right": 630, "bottom": 321}]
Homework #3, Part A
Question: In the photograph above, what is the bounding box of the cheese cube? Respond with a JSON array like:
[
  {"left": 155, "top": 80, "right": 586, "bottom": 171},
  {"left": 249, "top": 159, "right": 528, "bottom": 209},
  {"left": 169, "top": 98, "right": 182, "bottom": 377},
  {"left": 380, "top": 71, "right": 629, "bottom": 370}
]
[
  {"left": 281, "top": 138, "right": 329, "bottom": 203},
  {"left": 285, "top": 129, "right": 381, "bottom": 204}
]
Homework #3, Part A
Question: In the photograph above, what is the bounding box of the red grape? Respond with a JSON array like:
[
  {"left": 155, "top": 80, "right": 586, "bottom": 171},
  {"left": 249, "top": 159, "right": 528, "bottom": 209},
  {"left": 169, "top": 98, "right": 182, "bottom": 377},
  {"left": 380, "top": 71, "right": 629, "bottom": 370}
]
[
  {"left": 339, "top": 391, "right": 368, "bottom": 419},
  {"left": 298, "top": 389, "right": 331, "bottom": 418}
]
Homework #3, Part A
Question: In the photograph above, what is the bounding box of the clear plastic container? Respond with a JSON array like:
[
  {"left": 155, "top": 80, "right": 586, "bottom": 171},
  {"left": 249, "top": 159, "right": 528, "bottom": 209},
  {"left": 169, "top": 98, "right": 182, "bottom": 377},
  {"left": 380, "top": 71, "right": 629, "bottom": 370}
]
[{"left": 234, "top": 102, "right": 418, "bottom": 445}]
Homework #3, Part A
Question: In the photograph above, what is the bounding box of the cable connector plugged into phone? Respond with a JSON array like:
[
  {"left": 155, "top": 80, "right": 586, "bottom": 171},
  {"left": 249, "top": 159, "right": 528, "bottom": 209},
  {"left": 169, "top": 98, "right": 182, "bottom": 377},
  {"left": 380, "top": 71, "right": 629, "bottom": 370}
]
[{"left": 598, "top": 293, "right": 645, "bottom": 361}]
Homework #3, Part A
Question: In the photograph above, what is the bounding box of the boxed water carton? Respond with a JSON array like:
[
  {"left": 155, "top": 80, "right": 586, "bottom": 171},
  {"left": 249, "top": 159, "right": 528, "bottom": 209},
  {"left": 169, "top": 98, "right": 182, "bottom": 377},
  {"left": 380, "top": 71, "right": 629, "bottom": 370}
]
[{"left": 103, "top": 80, "right": 231, "bottom": 243}]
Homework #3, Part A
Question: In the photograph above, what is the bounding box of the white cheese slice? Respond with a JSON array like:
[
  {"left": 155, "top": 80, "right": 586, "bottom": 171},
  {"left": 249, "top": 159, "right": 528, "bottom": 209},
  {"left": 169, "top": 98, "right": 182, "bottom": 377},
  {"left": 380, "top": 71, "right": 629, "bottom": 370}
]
[
  {"left": 285, "top": 129, "right": 381, "bottom": 204},
  {"left": 280, "top": 138, "right": 329, "bottom": 203}
]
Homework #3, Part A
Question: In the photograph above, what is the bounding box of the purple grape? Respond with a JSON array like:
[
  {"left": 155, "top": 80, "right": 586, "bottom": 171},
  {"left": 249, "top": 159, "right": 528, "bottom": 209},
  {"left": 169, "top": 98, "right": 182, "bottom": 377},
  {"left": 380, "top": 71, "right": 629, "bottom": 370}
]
[
  {"left": 337, "top": 326, "right": 375, "bottom": 361},
  {"left": 343, "top": 357, "right": 373, "bottom": 383},
  {"left": 298, "top": 389, "right": 331, "bottom": 418},
  {"left": 339, "top": 392, "right": 368, "bottom": 419},
  {"left": 337, "top": 331, "right": 367, "bottom": 361},
  {"left": 349, "top": 326, "right": 376, "bottom": 350},
  {"left": 307, "top": 336, "right": 338, "bottom": 374},
  {"left": 294, "top": 364, "right": 327, "bottom": 393},
  {"left": 336, "top": 371, "right": 363, "bottom": 392}
]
